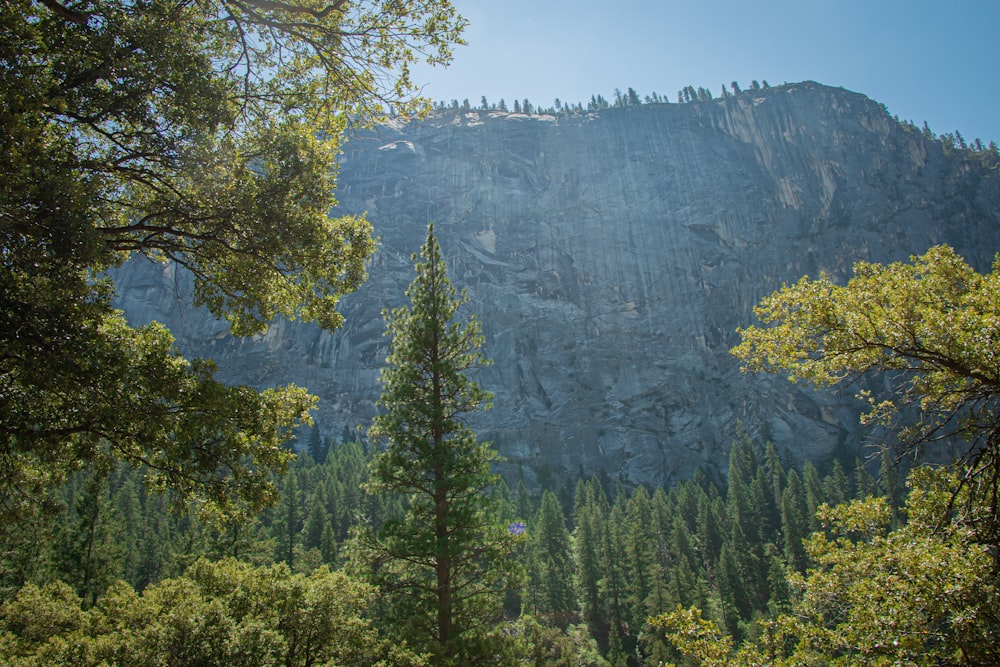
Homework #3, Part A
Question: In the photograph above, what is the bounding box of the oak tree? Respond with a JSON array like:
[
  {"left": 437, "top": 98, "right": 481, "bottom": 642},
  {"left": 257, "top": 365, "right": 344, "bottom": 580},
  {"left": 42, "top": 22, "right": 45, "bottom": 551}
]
[
  {"left": 732, "top": 245, "right": 1000, "bottom": 534},
  {"left": 1, "top": 0, "right": 465, "bottom": 517}
]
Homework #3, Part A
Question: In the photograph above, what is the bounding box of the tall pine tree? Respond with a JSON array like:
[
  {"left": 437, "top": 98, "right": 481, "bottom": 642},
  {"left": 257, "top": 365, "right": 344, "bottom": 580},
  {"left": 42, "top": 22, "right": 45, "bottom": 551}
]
[
  {"left": 354, "top": 224, "right": 519, "bottom": 665},
  {"left": 526, "top": 490, "right": 576, "bottom": 623}
]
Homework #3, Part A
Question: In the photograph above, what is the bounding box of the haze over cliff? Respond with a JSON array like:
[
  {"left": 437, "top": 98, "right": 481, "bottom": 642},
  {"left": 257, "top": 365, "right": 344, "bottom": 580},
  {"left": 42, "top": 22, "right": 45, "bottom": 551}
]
[{"left": 115, "top": 81, "right": 1000, "bottom": 486}]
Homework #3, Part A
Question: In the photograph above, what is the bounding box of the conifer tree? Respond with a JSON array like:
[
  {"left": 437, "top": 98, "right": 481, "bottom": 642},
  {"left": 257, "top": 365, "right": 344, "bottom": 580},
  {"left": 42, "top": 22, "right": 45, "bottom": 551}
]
[
  {"left": 273, "top": 471, "right": 303, "bottom": 567},
  {"left": 526, "top": 490, "right": 576, "bottom": 623},
  {"left": 696, "top": 495, "right": 725, "bottom": 570},
  {"left": 354, "top": 224, "right": 519, "bottom": 665},
  {"left": 780, "top": 469, "right": 809, "bottom": 572},
  {"left": 574, "top": 478, "right": 610, "bottom": 649},
  {"left": 802, "top": 461, "right": 826, "bottom": 534},
  {"left": 111, "top": 474, "right": 143, "bottom": 587},
  {"left": 601, "top": 500, "right": 631, "bottom": 652},
  {"left": 823, "top": 459, "right": 851, "bottom": 508},
  {"left": 622, "top": 486, "right": 658, "bottom": 633},
  {"left": 53, "top": 475, "right": 124, "bottom": 606},
  {"left": 668, "top": 514, "right": 700, "bottom": 608},
  {"left": 302, "top": 492, "right": 331, "bottom": 554},
  {"left": 307, "top": 424, "right": 328, "bottom": 464}
]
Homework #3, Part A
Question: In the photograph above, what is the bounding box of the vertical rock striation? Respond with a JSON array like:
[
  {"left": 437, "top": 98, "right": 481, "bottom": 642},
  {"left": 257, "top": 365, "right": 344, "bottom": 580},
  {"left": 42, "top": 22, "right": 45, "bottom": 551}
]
[{"left": 114, "top": 82, "right": 1000, "bottom": 486}]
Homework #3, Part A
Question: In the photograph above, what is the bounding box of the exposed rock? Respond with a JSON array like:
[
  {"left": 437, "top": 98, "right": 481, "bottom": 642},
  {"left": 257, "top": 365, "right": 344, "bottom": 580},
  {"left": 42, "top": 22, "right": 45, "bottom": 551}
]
[{"left": 114, "top": 82, "right": 1000, "bottom": 486}]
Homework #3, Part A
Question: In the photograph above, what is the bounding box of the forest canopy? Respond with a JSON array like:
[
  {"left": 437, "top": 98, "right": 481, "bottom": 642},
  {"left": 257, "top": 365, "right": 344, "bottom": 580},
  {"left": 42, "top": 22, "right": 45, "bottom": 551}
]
[{"left": 0, "top": 0, "right": 466, "bottom": 517}]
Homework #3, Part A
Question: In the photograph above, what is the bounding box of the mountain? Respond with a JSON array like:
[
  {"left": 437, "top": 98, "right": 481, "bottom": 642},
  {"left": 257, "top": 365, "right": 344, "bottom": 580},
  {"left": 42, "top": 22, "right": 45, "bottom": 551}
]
[{"left": 114, "top": 81, "right": 1000, "bottom": 487}]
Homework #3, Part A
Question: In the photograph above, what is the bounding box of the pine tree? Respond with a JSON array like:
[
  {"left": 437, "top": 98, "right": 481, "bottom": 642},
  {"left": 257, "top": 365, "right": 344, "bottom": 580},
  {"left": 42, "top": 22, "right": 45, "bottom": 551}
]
[
  {"left": 823, "top": 459, "right": 852, "bottom": 508},
  {"left": 302, "top": 491, "right": 331, "bottom": 553},
  {"left": 723, "top": 434, "right": 767, "bottom": 617},
  {"left": 111, "top": 473, "right": 143, "bottom": 587},
  {"left": 780, "top": 469, "right": 809, "bottom": 572},
  {"left": 803, "top": 460, "right": 826, "bottom": 534},
  {"left": 762, "top": 442, "right": 787, "bottom": 520},
  {"left": 355, "top": 225, "right": 519, "bottom": 665},
  {"left": 696, "top": 495, "right": 725, "bottom": 570},
  {"left": 668, "top": 514, "right": 699, "bottom": 608},
  {"left": 526, "top": 490, "right": 576, "bottom": 623},
  {"left": 307, "top": 423, "right": 328, "bottom": 464},
  {"left": 601, "top": 500, "right": 631, "bottom": 655},
  {"left": 53, "top": 474, "right": 124, "bottom": 606},
  {"left": 272, "top": 470, "right": 302, "bottom": 567},
  {"left": 716, "top": 541, "right": 744, "bottom": 637},
  {"left": 855, "top": 458, "right": 877, "bottom": 498},
  {"left": 622, "top": 486, "right": 659, "bottom": 640},
  {"left": 573, "top": 478, "right": 610, "bottom": 649},
  {"left": 878, "top": 448, "right": 903, "bottom": 516}
]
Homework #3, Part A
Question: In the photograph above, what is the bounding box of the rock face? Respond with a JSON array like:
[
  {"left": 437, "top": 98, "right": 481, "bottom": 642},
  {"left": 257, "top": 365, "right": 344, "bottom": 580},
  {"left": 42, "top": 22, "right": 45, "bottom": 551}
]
[{"left": 114, "top": 81, "right": 1000, "bottom": 486}]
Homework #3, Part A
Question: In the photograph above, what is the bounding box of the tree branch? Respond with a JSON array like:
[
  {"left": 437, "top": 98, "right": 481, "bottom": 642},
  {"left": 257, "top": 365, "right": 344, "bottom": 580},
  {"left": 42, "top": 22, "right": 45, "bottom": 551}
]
[
  {"left": 37, "top": 0, "right": 90, "bottom": 24},
  {"left": 238, "top": 0, "right": 349, "bottom": 19}
]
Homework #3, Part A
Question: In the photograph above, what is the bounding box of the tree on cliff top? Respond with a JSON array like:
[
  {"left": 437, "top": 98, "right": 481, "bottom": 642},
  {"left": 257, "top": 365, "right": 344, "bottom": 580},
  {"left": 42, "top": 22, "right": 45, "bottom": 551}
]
[
  {"left": 0, "top": 0, "right": 465, "bottom": 518},
  {"left": 351, "top": 225, "right": 520, "bottom": 665}
]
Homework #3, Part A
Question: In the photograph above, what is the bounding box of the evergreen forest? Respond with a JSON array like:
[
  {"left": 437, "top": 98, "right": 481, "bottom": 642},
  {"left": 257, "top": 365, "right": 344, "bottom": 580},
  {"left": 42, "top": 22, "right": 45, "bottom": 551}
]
[
  {"left": 4, "top": 240, "right": 1000, "bottom": 666},
  {"left": 0, "top": 419, "right": 903, "bottom": 665},
  {"left": 3, "top": 1, "right": 1000, "bottom": 665}
]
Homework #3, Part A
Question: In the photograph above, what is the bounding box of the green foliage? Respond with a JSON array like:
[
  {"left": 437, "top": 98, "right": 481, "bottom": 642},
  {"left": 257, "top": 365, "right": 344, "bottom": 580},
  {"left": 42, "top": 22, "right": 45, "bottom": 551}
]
[
  {"left": 658, "top": 466, "right": 1000, "bottom": 667},
  {"left": 0, "top": 558, "right": 422, "bottom": 666},
  {"left": 650, "top": 606, "right": 734, "bottom": 667},
  {"left": 513, "top": 615, "right": 611, "bottom": 666},
  {"left": 1, "top": 0, "right": 465, "bottom": 518},
  {"left": 3, "top": 418, "right": 901, "bottom": 664},
  {"left": 351, "top": 225, "right": 520, "bottom": 665},
  {"left": 782, "top": 467, "right": 1000, "bottom": 666},
  {"left": 51, "top": 475, "right": 124, "bottom": 607},
  {"left": 525, "top": 490, "right": 576, "bottom": 622},
  {"left": 733, "top": 246, "right": 1000, "bottom": 487}
]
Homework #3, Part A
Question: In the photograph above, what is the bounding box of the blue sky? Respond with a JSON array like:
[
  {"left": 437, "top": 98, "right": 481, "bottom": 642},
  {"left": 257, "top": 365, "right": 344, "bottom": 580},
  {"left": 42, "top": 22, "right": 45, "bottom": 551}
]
[{"left": 412, "top": 0, "right": 1000, "bottom": 143}]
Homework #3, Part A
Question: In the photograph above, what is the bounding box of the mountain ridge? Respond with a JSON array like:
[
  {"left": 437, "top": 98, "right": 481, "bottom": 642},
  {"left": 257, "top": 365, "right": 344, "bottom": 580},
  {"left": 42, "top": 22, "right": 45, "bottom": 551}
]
[{"left": 114, "top": 81, "right": 1000, "bottom": 486}]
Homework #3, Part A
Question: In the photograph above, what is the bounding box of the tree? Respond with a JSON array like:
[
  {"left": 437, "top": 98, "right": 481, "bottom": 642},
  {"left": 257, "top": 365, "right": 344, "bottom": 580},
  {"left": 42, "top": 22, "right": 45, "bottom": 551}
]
[
  {"left": 1, "top": 0, "right": 466, "bottom": 518},
  {"left": 58, "top": 477, "right": 126, "bottom": 606},
  {"left": 779, "top": 467, "right": 1000, "bottom": 666},
  {"left": 732, "top": 246, "right": 1000, "bottom": 536},
  {"left": 353, "top": 225, "right": 519, "bottom": 665},
  {"left": 656, "top": 467, "right": 1000, "bottom": 666},
  {"left": 307, "top": 424, "right": 329, "bottom": 465},
  {"left": 0, "top": 559, "right": 423, "bottom": 666},
  {"left": 779, "top": 469, "right": 808, "bottom": 572},
  {"left": 302, "top": 491, "right": 331, "bottom": 555},
  {"left": 573, "top": 478, "right": 610, "bottom": 649},
  {"left": 272, "top": 471, "right": 303, "bottom": 567},
  {"left": 513, "top": 616, "right": 611, "bottom": 667},
  {"left": 526, "top": 490, "right": 575, "bottom": 623}
]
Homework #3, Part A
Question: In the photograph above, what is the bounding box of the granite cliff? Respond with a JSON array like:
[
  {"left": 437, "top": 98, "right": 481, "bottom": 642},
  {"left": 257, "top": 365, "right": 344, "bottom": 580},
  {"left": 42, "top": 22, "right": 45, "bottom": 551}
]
[{"left": 114, "top": 81, "right": 1000, "bottom": 486}]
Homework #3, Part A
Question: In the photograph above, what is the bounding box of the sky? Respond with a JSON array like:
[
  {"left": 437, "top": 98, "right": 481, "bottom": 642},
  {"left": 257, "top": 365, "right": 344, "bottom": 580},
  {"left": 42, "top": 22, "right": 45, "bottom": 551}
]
[{"left": 411, "top": 0, "right": 1000, "bottom": 143}]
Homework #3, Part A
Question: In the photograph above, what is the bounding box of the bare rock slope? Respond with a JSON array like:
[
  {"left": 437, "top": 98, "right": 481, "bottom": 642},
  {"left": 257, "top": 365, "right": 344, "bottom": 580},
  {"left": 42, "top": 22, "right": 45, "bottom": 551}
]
[{"left": 115, "top": 82, "right": 1000, "bottom": 485}]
